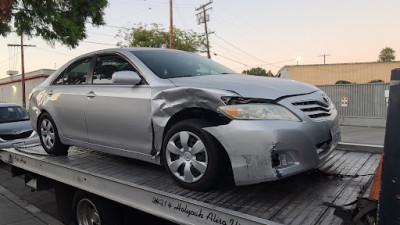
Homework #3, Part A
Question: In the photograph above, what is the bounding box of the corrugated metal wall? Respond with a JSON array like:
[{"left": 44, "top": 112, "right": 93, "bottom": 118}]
[
  {"left": 317, "top": 83, "right": 389, "bottom": 127},
  {"left": 285, "top": 61, "right": 400, "bottom": 85}
]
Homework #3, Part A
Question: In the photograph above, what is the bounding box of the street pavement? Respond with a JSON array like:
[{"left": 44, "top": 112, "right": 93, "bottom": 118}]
[
  {"left": 0, "top": 164, "right": 62, "bottom": 225},
  {"left": 0, "top": 125, "right": 387, "bottom": 225},
  {"left": 340, "top": 125, "right": 385, "bottom": 146}
]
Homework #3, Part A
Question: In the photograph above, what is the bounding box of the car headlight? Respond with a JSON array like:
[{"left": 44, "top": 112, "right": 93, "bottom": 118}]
[{"left": 218, "top": 104, "right": 301, "bottom": 121}]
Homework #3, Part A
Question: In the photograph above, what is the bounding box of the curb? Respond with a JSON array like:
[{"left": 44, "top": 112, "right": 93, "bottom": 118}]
[{"left": 337, "top": 142, "right": 383, "bottom": 154}]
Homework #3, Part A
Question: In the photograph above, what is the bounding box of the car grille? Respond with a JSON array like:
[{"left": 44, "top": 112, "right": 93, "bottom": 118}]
[
  {"left": 0, "top": 131, "right": 33, "bottom": 141},
  {"left": 292, "top": 101, "right": 332, "bottom": 119}
]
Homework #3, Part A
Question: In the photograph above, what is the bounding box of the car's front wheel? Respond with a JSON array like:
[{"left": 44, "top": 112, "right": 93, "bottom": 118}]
[
  {"left": 162, "top": 119, "right": 223, "bottom": 191},
  {"left": 38, "top": 112, "right": 69, "bottom": 155}
]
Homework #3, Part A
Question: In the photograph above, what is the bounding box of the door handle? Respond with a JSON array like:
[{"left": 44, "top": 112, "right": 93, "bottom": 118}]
[
  {"left": 47, "top": 90, "right": 54, "bottom": 96},
  {"left": 86, "top": 91, "right": 96, "bottom": 98}
]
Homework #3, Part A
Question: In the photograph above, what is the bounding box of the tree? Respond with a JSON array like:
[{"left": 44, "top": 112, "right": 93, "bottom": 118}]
[
  {"left": 116, "top": 23, "right": 207, "bottom": 53},
  {"left": 266, "top": 70, "right": 274, "bottom": 77},
  {"left": 242, "top": 67, "right": 275, "bottom": 77},
  {"left": 378, "top": 47, "right": 396, "bottom": 62},
  {"left": 0, "top": 0, "right": 108, "bottom": 48}
]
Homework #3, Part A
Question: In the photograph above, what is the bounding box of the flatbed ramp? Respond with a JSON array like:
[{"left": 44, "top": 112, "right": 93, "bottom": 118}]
[{"left": 0, "top": 146, "right": 380, "bottom": 225}]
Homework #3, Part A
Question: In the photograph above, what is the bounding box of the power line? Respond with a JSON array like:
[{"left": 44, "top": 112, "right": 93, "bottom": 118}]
[
  {"left": 35, "top": 47, "right": 75, "bottom": 57},
  {"left": 213, "top": 2, "right": 260, "bottom": 32},
  {"left": 81, "top": 41, "right": 116, "bottom": 46},
  {"left": 212, "top": 37, "right": 291, "bottom": 69},
  {"left": 103, "top": 25, "right": 127, "bottom": 29},
  {"left": 212, "top": 33, "right": 291, "bottom": 69},
  {"left": 212, "top": 14, "right": 258, "bottom": 45},
  {"left": 212, "top": 52, "right": 249, "bottom": 67},
  {"left": 211, "top": 40, "right": 243, "bottom": 61},
  {"left": 213, "top": 33, "right": 267, "bottom": 64},
  {"left": 257, "top": 59, "right": 295, "bottom": 67},
  {"left": 8, "top": 45, "right": 18, "bottom": 71},
  {"left": 88, "top": 32, "right": 115, "bottom": 37},
  {"left": 211, "top": 37, "right": 266, "bottom": 65}
]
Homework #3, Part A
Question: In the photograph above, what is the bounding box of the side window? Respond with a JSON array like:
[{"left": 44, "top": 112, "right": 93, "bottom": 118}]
[
  {"left": 53, "top": 58, "right": 91, "bottom": 85},
  {"left": 93, "top": 55, "right": 136, "bottom": 84},
  {"left": 53, "top": 73, "right": 64, "bottom": 85}
]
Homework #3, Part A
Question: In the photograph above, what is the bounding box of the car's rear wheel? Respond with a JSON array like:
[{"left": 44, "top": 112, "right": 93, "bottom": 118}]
[
  {"left": 162, "top": 119, "right": 223, "bottom": 191},
  {"left": 38, "top": 112, "right": 69, "bottom": 155}
]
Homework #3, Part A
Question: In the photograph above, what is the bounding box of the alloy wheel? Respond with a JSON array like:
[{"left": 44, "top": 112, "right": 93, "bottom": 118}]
[
  {"left": 40, "top": 119, "right": 55, "bottom": 149},
  {"left": 76, "top": 198, "right": 101, "bottom": 225}
]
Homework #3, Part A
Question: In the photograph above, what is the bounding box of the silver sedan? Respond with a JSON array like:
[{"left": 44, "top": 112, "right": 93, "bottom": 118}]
[
  {"left": 29, "top": 48, "right": 340, "bottom": 190},
  {"left": 0, "top": 103, "right": 39, "bottom": 149}
]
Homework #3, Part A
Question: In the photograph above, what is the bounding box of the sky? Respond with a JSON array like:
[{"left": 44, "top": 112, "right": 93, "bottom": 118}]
[{"left": 1, "top": 0, "right": 400, "bottom": 79}]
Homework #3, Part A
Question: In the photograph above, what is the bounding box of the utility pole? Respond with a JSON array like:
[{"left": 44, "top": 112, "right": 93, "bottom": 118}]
[
  {"left": 169, "top": 0, "right": 173, "bottom": 49},
  {"left": 318, "top": 54, "right": 331, "bottom": 64},
  {"left": 7, "top": 34, "right": 36, "bottom": 108},
  {"left": 196, "top": 1, "right": 212, "bottom": 59}
]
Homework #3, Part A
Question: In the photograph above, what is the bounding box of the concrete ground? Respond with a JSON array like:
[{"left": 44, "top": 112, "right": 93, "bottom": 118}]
[
  {"left": 339, "top": 125, "right": 385, "bottom": 146},
  {"left": 0, "top": 164, "right": 62, "bottom": 225},
  {"left": 0, "top": 125, "right": 387, "bottom": 225}
]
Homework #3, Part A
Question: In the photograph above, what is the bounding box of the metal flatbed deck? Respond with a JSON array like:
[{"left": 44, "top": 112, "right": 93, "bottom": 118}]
[{"left": 0, "top": 146, "right": 380, "bottom": 225}]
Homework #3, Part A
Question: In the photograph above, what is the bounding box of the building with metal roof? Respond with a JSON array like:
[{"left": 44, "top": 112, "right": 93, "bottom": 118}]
[{"left": 277, "top": 61, "right": 400, "bottom": 85}]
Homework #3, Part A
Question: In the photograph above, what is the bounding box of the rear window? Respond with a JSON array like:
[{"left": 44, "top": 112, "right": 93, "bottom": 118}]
[
  {"left": 0, "top": 106, "right": 30, "bottom": 123},
  {"left": 131, "top": 50, "right": 234, "bottom": 79}
]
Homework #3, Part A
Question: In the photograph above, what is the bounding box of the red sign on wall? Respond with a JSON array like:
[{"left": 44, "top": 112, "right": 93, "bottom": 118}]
[{"left": 341, "top": 97, "right": 348, "bottom": 107}]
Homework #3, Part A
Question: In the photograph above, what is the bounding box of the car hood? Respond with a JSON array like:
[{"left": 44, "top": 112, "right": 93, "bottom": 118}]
[
  {"left": 0, "top": 120, "right": 33, "bottom": 135},
  {"left": 168, "top": 74, "right": 319, "bottom": 100}
]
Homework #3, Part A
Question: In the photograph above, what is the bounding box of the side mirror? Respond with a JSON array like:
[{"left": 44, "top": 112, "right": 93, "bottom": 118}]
[{"left": 112, "top": 71, "right": 141, "bottom": 85}]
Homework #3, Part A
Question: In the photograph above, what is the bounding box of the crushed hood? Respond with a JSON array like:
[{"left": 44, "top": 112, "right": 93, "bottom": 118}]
[{"left": 169, "top": 74, "right": 319, "bottom": 100}]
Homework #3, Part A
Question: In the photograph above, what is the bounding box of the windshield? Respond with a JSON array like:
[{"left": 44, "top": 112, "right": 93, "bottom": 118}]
[
  {"left": 131, "top": 50, "right": 235, "bottom": 79},
  {"left": 0, "top": 106, "right": 30, "bottom": 124}
]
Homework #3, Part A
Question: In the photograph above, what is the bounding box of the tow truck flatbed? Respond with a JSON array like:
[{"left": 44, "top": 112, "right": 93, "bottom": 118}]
[{"left": 0, "top": 146, "right": 380, "bottom": 225}]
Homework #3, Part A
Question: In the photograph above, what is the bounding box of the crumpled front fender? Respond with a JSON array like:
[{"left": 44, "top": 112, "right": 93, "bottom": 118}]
[
  {"left": 203, "top": 119, "right": 329, "bottom": 186},
  {"left": 151, "top": 87, "right": 239, "bottom": 152},
  {"left": 203, "top": 121, "right": 277, "bottom": 185}
]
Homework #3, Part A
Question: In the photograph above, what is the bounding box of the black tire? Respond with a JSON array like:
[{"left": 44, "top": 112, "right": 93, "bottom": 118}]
[
  {"left": 72, "top": 191, "right": 122, "bottom": 225},
  {"left": 162, "top": 119, "right": 224, "bottom": 191},
  {"left": 38, "top": 112, "right": 69, "bottom": 155},
  {"left": 54, "top": 182, "right": 75, "bottom": 225}
]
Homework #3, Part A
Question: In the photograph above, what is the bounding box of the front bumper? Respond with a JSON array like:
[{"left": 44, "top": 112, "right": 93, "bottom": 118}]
[
  {"left": 0, "top": 131, "right": 40, "bottom": 149},
  {"left": 203, "top": 116, "right": 340, "bottom": 186}
]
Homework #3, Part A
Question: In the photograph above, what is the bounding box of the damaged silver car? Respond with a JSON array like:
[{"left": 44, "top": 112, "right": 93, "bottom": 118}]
[{"left": 29, "top": 48, "right": 340, "bottom": 191}]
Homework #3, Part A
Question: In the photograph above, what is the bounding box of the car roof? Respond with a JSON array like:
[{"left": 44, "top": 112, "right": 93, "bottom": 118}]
[
  {"left": 107, "top": 47, "right": 181, "bottom": 52},
  {"left": 0, "top": 103, "right": 21, "bottom": 108},
  {"left": 68, "top": 47, "right": 185, "bottom": 64},
  {"left": 83, "top": 47, "right": 184, "bottom": 56}
]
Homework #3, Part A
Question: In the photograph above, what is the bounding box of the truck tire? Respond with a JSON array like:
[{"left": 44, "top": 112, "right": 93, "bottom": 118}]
[
  {"left": 162, "top": 119, "right": 223, "bottom": 191},
  {"left": 38, "top": 112, "right": 69, "bottom": 155},
  {"left": 73, "top": 191, "right": 122, "bottom": 225},
  {"left": 54, "top": 182, "right": 75, "bottom": 225}
]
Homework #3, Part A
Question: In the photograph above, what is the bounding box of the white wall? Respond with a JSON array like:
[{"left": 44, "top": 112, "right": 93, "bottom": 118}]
[{"left": 0, "top": 69, "right": 54, "bottom": 107}]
